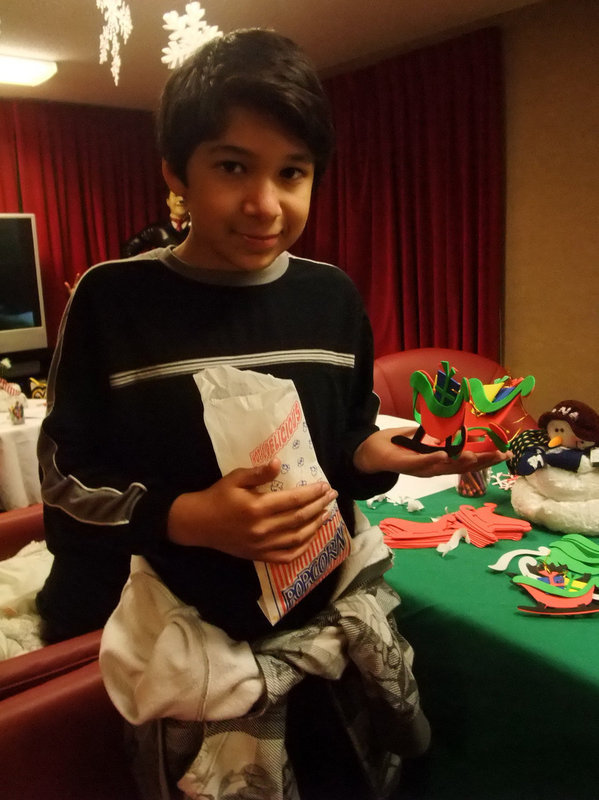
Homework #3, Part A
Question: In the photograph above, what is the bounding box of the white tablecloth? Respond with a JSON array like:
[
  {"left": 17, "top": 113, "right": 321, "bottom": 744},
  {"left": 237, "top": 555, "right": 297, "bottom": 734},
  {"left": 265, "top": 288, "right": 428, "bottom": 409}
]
[{"left": 0, "top": 399, "right": 46, "bottom": 510}]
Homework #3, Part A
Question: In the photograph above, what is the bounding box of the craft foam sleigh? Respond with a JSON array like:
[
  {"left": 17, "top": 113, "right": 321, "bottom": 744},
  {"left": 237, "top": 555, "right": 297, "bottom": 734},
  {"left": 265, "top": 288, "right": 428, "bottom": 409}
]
[{"left": 392, "top": 361, "right": 535, "bottom": 457}]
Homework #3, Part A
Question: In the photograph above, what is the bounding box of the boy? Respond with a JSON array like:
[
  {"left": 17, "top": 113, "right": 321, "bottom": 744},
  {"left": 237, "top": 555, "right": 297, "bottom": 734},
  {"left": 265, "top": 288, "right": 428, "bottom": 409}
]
[{"left": 37, "top": 29, "right": 501, "bottom": 798}]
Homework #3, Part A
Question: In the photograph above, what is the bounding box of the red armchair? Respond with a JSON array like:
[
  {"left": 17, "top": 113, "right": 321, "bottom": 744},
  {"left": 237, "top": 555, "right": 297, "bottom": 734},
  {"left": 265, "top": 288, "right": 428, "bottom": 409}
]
[
  {"left": 0, "top": 502, "right": 45, "bottom": 560},
  {"left": 0, "top": 503, "right": 101, "bottom": 700},
  {"left": 0, "top": 507, "right": 136, "bottom": 797},
  {"left": 0, "top": 626, "right": 101, "bottom": 701},
  {"left": 0, "top": 660, "right": 139, "bottom": 799}
]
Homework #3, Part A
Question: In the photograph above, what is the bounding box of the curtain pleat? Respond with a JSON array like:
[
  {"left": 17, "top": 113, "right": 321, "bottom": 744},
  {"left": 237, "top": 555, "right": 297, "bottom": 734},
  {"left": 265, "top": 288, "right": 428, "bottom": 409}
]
[{"left": 0, "top": 102, "right": 20, "bottom": 210}]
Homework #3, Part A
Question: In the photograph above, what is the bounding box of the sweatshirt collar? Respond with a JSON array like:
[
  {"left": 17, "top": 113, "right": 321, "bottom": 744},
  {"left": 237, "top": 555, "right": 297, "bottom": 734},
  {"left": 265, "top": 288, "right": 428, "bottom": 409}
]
[{"left": 160, "top": 246, "right": 289, "bottom": 286}]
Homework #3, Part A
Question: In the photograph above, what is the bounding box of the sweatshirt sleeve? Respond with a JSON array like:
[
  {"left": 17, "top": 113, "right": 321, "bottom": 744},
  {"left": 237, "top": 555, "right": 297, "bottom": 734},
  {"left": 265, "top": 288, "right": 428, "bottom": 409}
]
[
  {"left": 339, "top": 303, "right": 398, "bottom": 499},
  {"left": 38, "top": 270, "right": 178, "bottom": 553}
]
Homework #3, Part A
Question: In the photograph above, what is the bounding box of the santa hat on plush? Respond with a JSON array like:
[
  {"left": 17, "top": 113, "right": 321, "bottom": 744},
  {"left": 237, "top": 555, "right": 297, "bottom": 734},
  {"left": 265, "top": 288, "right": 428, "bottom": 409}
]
[{"left": 538, "top": 400, "right": 599, "bottom": 448}]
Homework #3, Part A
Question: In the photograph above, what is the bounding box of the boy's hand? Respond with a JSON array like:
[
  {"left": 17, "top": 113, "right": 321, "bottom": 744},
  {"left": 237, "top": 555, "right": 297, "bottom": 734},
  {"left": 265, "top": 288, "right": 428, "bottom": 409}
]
[
  {"left": 167, "top": 459, "right": 337, "bottom": 563},
  {"left": 353, "top": 427, "right": 507, "bottom": 478}
]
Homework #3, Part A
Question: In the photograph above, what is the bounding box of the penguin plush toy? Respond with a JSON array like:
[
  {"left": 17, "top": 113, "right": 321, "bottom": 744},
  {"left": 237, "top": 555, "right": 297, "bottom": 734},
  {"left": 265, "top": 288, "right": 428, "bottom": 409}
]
[{"left": 509, "top": 400, "right": 599, "bottom": 535}]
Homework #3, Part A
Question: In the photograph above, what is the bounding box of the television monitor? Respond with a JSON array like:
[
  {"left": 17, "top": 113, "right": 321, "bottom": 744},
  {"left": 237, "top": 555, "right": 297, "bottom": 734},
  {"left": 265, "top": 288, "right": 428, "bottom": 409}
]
[{"left": 0, "top": 213, "right": 48, "bottom": 355}]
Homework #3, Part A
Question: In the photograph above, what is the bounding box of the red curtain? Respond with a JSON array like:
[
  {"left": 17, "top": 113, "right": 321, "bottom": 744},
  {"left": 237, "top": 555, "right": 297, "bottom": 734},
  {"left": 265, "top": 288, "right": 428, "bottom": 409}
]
[
  {"left": 1, "top": 27, "right": 503, "bottom": 356},
  {"left": 0, "top": 100, "right": 165, "bottom": 345},
  {"left": 294, "top": 27, "right": 504, "bottom": 361}
]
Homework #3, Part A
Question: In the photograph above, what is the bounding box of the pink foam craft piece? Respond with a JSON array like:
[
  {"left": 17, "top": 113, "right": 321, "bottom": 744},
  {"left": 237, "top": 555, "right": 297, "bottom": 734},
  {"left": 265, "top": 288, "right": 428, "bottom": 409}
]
[
  {"left": 380, "top": 514, "right": 463, "bottom": 549},
  {"left": 380, "top": 503, "right": 531, "bottom": 549},
  {"left": 454, "top": 503, "right": 531, "bottom": 546}
]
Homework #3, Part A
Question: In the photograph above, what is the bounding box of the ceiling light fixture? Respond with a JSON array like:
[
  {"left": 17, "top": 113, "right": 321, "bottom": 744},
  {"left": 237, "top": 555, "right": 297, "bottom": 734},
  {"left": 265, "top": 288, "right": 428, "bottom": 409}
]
[{"left": 0, "top": 54, "right": 58, "bottom": 86}]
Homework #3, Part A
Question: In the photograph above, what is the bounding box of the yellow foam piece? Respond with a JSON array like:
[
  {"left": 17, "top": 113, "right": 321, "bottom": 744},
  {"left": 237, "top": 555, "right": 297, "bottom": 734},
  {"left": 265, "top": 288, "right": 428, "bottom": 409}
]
[{"left": 481, "top": 381, "right": 505, "bottom": 402}]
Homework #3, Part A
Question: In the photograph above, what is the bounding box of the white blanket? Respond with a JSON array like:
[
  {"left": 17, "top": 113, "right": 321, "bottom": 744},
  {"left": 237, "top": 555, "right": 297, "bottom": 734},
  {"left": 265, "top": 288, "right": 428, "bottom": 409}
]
[
  {"left": 100, "top": 509, "right": 429, "bottom": 800},
  {"left": 0, "top": 540, "right": 53, "bottom": 658}
]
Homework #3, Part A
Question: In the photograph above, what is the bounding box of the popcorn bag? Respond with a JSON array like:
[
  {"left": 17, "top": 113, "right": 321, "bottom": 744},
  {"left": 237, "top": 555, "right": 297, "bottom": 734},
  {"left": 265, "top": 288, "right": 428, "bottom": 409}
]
[{"left": 194, "top": 365, "right": 351, "bottom": 625}]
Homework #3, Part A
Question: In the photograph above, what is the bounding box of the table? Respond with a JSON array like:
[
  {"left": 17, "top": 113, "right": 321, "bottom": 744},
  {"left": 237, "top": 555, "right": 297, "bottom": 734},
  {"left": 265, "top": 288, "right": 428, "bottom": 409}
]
[
  {"left": 360, "top": 474, "right": 599, "bottom": 800},
  {"left": 0, "top": 399, "right": 45, "bottom": 510}
]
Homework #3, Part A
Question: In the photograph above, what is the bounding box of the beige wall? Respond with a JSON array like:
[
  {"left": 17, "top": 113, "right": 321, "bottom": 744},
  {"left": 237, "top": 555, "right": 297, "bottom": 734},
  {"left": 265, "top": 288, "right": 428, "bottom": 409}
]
[{"left": 500, "top": 0, "right": 599, "bottom": 419}]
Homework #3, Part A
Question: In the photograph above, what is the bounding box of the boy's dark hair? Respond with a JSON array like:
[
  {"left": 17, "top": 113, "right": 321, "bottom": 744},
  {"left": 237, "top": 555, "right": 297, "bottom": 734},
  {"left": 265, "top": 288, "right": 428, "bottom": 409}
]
[{"left": 157, "top": 28, "right": 335, "bottom": 186}]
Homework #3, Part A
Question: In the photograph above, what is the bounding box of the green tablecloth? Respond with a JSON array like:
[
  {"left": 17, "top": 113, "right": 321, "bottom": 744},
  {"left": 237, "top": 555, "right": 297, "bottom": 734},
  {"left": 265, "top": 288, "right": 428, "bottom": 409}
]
[{"left": 359, "top": 478, "right": 599, "bottom": 800}]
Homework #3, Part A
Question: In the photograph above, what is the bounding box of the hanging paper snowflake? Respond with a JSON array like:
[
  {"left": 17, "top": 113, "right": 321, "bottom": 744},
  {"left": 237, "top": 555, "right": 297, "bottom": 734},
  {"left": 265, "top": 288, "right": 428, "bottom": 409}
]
[
  {"left": 162, "top": 2, "right": 222, "bottom": 69},
  {"left": 97, "top": 0, "right": 133, "bottom": 86}
]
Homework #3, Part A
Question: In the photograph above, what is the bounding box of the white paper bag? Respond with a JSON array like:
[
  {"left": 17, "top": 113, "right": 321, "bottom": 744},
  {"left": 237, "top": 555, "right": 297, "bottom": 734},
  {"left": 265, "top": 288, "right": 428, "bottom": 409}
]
[{"left": 194, "top": 365, "right": 351, "bottom": 625}]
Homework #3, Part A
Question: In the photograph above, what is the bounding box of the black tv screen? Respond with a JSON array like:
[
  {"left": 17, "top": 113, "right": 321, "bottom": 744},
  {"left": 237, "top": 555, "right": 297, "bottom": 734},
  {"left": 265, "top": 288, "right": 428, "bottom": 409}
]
[{"left": 0, "top": 213, "right": 48, "bottom": 354}]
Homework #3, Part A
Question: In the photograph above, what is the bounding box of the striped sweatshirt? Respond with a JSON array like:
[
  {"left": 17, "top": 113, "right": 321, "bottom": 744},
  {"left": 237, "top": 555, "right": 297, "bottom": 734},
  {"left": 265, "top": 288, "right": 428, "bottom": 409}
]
[{"left": 37, "top": 247, "right": 396, "bottom": 642}]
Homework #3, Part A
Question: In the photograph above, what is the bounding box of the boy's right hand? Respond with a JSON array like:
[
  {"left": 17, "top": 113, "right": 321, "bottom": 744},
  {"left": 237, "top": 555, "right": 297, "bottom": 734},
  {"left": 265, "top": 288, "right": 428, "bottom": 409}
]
[{"left": 167, "top": 459, "right": 337, "bottom": 563}]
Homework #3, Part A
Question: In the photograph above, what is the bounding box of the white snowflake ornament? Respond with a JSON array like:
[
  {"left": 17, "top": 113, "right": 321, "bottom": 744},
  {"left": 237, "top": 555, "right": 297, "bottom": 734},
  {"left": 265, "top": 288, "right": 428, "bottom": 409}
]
[
  {"left": 97, "top": 0, "right": 133, "bottom": 86},
  {"left": 162, "top": 2, "right": 222, "bottom": 70}
]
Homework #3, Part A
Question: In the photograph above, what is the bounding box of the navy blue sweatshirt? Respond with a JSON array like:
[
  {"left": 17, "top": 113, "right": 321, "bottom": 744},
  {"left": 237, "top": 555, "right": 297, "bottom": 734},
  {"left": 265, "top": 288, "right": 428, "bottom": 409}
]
[{"left": 37, "top": 248, "right": 396, "bottom": 641}]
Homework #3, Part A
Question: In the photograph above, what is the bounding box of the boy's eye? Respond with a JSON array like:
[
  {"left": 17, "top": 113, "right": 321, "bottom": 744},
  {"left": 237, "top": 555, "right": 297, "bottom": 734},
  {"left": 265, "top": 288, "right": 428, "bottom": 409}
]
[
  {"left": 218, "top": 160, "right": 245, "bottom": 174},
  {"left": 280, "top": 166, "right": 308, "bottom": 181}
]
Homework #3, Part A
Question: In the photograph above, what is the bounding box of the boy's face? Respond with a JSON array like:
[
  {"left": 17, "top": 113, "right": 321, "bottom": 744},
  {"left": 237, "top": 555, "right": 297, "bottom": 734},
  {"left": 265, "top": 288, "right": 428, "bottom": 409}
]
[{"left": 164, "top": 107, "right": 315, "bottom": 272}]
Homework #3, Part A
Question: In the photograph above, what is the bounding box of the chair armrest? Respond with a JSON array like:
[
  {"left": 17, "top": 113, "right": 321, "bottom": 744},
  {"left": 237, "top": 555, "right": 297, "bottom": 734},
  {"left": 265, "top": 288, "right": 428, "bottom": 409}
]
[
  {"left": 0, "top": 660, "right": 139, "bottom": 799},
  {"left": 0, "top": 502, "right": 45, "bottom": 559},
  {"left": 0, "top": 628, "right": 101, "bottom": 700}
]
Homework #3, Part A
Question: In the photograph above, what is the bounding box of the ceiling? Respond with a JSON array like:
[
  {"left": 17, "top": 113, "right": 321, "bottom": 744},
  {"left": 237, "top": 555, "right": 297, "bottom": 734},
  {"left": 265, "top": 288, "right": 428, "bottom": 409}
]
[{"left": 0, "top": 0, "right": 542, "bottom": 111}]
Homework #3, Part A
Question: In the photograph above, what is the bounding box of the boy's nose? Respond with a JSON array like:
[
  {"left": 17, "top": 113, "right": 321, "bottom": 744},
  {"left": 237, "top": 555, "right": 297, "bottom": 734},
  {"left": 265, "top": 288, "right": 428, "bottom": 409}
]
[{"left": 242, "top": 180, "right": 282, "bottom": 218}]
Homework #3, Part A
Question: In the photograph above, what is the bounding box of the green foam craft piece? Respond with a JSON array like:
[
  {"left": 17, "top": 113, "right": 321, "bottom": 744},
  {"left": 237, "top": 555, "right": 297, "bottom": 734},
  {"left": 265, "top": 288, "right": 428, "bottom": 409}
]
[
  {"left": 467, "top": 374, "right": 536, "bottom": 414},
  {"left": 409, "top": 361, "right": 469, "bottom": 423}
]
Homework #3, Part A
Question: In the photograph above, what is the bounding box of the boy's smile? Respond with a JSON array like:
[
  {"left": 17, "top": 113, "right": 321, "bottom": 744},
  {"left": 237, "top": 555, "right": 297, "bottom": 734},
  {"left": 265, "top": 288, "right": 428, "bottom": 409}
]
[{"left": 164, "top": 107, "right": 315, "bottom": 272}]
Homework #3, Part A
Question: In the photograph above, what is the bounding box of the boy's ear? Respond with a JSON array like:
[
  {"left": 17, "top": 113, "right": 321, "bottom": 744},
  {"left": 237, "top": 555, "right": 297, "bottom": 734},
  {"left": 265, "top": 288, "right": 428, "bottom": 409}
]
[{"left": 162, "top": 159, "right": 187, "bottom": 196}]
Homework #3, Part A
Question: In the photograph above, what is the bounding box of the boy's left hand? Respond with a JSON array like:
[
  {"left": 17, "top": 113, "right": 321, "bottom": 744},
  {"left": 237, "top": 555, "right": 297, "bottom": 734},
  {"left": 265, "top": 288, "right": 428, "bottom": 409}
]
[{"left": 353, "top": 427, "right": 507, "bottom": 478}]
